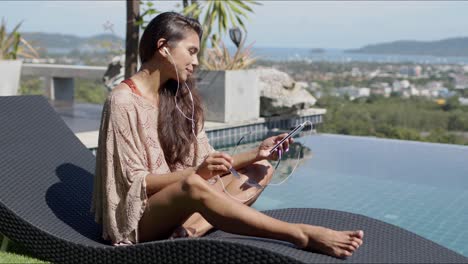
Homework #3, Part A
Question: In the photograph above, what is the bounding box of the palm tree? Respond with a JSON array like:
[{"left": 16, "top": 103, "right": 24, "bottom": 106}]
[
  {"left": 125, "top": 0, "right": 259, "bottom": 74},
  {"left": 125, "top": 0, "right": 140, "bottom": 79},
  {"left": 182, "top": 0, "right": 260, "bottom": 61},
  {"left": 0, "top": 19, "right": 39, "bottom": 60}
]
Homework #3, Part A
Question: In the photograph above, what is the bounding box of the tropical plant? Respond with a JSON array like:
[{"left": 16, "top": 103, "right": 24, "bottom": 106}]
[
  {"left": 202, "top": 38, "right": 257, "bottom": 70},
  {"left": 0, "top": 18, "right": 39, "bottom": 60},
  {"left": 135, "top": 1, "right": 161, "bottom": 30},
  {"left": 181, "top": 0, "right": 260, "bottom": 62},
  {"left": 136, "top": 0, "right": 260, "bottom": 69}
]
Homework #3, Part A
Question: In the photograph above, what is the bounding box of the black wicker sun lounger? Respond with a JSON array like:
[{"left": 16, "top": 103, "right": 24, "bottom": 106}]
[{"left": 0, "top": 95, "right": 467, "bottom": 264}]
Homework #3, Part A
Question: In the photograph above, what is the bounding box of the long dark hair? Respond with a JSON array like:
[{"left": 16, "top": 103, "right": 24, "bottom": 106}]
[{"left": 139, "top": 12, "right": 205, "bottom": 168}]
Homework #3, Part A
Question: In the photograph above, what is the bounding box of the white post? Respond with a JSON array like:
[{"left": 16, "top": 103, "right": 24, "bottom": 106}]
[
  {"left": 0, "top": 233, "right": 9, "bottom": 252},
  {"left": 44, "top": 76, "right": 54, "bottom": 100},
  {"left": 0, "top": 60, "right": 23, "bottom": 96}
]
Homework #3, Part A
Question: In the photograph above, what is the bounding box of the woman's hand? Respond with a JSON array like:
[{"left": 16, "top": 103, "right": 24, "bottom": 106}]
[
  {"left": 256, "top": 133, "right": 294, "bottom": 161},
  {"left": 195, "top": 152, "right": 234, "bottom": 180}
]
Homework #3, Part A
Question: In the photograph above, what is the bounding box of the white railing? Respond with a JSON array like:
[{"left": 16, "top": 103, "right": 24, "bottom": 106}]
[{"left": 21, "top": 63, "right": 107, "bottom": 101}]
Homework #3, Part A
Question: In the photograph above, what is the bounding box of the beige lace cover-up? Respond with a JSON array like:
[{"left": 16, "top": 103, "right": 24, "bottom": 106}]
[{"left": 91, "top": 89, "right": 215, "bottom": 245}]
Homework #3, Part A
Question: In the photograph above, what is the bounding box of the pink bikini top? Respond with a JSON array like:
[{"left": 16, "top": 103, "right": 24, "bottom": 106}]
[{"left": 121, "top": 79, "right": 143, "bottom": 96}]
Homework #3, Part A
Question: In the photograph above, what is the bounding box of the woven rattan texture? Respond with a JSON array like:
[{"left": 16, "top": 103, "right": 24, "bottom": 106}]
[{"left": 1, "top": 96, "right": 467, "bottom": 263}]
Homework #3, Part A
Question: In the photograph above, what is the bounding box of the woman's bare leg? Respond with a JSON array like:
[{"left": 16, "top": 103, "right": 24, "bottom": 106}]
[
  {"left": 138, "top": 172, "right": 364, "bottom": 258},
  {"left": 223, "top": 159, "right": 274, "bottom": 204},
  {"left": 172, "top": 160, "right": 273, "bottom": 237}
]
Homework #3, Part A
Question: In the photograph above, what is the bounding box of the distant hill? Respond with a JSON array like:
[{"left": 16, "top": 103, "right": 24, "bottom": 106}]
[
  {"left": 22, "top": 32, "right": 124, "bottom": 54},
  {"left": 21, "top": 32, "right": 468, "bottom": 58},
  {"left": 346, "top": 37, "right": 468, "bottom": 57},
  {"left": 310, "top": 48, "right": 325, "bottom": 53}
]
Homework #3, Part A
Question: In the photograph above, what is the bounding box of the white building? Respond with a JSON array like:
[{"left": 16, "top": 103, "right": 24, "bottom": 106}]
[
  {"left": 392, "top": 80, "right": 411, "bottom": 92},
  {"left": 410, "top": 86, "right": 420, "bottom": 96},
  {"left": 419, "top": 89, "right": 431, "bottom": 98},
  {"left": 454, "top": 74, "right": 468, "bottom": 90},
  {"left": 401, "top": 80, "right": 410, "bottom": 89},
  {"left": 336, "top": 86, "right": 370, "bottom": 100},
  {"left": 459, "top": 97, "right": 468, "bottom": 105}
]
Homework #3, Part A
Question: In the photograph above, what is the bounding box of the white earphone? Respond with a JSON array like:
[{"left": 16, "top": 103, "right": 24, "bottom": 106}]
[{"left": 163, "top": 47, "right": 169, "bottom": 54}]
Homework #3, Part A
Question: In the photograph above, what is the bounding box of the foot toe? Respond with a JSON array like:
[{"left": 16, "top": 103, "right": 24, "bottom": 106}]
[
  {"left": 338, "top": 243, "right": 356, "bottom": 252},
  {"left": 341, "top": 250, "right": 353, "bottom": 258},
  {"left": 356, "top": 230, "right": 364, "bottom": 238},
  {"left": 353, "top": 237, "right": 363, "bottom": 246},
  {"left": 347, "top": 230, "right": 364, "bottom": 238}
]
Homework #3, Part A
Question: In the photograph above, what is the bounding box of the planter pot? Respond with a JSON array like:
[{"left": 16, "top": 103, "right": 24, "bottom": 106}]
[
  {"left": 0, "top": 60, "right": 23, "bottom": 96},
  {"left": 197, "top": 69, "right": 259, "bottom": 123}
]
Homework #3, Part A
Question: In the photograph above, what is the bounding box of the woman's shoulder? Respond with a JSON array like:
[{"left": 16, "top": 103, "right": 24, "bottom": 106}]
[{"left": 107, "top": 83, "right": 135, "bottom": 106}]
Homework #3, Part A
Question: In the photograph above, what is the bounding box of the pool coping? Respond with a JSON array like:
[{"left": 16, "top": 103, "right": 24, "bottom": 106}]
[{"left": 76, "top": 108, "right": 326, "bottom": 153}]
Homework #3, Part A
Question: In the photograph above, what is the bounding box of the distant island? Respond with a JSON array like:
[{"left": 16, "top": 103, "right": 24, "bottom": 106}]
[
  {"left": 20, "top": 32, "right": 468, "bottom": 59},
  {"left": 346, "top": 37, "right": 468, "bottom": 57},
  {"left": 22, "top": 32, "right": 124, "bottom": 55},
  {"left": 310, "top": 48, "right": 325, "bottom": 53}
]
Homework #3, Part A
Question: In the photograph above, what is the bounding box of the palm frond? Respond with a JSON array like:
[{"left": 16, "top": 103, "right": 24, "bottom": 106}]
[
  {"left": 178, "top": 0, "right": 259, "bottom": 70},
  {"left": 201, "top": 39, "right": 257, "bottom": 70},
  {"left": 19, "top": 37, "right": 40, "bottom": 59},
  {"left": 0, "top": 18, "right": 39, "bottom": 60}
]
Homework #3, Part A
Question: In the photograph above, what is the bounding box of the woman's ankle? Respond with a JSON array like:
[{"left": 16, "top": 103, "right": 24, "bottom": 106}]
[{"left": 292, "top": 224, "right": 309, "bottom": 248}]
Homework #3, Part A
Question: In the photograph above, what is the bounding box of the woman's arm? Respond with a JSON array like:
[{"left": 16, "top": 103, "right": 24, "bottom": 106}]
[
  {"left": 145, "top": 152, "right": 235, "bottom": 196},
  {"left": 231, "top": 133, "right": 294, "bottom": 170},
  {"left": 145, "top": 167, "right": 196, "bottom": 196},
  {"left": 231, "top": 149, "right": 261, "bottom": 171},
  {"left": 145, "top": 133, "right": 293, "bottom": 196}
]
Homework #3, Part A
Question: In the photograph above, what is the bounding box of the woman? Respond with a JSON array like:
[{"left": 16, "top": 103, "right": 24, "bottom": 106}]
[{"left": 92, "top": 12, "right": 363, "bottom": 258}]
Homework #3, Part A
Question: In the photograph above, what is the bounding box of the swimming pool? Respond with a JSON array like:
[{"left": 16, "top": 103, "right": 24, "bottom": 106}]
[{"left": 224, "top": 134, "right": 468, "bottom": 257}]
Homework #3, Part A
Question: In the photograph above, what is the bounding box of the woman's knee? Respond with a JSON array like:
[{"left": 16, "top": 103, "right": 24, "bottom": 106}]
[
  {"left": 182, "top": 173, "right": 212, "bottom": 201},
  {"left": 253, "top": 159, "right": 274, "bottom": 185}
]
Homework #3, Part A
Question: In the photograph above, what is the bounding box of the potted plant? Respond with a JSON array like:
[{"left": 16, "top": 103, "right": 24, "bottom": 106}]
[
  {"left": 181, "top": 1, "right": 261, "bottom": 122},
  {"left": 197, "top": 28, "right": 260, "bottom": 123},
  {"left": 0, "top": 19, "right": 39, "bottom": 96}
]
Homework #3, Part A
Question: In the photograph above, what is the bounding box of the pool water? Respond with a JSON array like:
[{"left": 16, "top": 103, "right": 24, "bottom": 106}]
[{"left": 226, "top": 134, "right": 468, "bottom": 257}]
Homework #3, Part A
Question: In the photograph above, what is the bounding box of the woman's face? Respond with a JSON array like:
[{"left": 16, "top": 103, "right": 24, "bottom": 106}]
[{"left": 165, "top": 30, "right": 200, "bottom": 82}]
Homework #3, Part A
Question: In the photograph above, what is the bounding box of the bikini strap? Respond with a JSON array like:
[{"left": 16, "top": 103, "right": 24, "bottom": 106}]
[{"left": 121, "top": 79, "right": 143, "bottom": 96}]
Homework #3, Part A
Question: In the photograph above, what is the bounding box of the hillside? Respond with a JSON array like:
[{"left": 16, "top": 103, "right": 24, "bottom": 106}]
[
  {"left": 22, "top": 32, "right": 124, "bottom": 55},
  {"left": 346, "top": 37, "right": 468, "bottom": 57}
]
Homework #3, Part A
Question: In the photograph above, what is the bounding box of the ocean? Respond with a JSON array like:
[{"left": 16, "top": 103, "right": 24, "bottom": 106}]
[{"left": 249, "top": 47, "right": 468, "bottom": 65}]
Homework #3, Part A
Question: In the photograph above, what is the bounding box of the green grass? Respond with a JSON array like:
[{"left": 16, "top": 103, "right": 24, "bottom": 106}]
[
  {"left": 0, "top": 237, "right": 47, "bottom": 264},
  {"left": 0, "top": 251, "right": 46, "bottom": 264}
]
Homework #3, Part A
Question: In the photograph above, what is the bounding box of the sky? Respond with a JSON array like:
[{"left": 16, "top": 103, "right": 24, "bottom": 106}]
[{"left": 1, "top": 1, "right": 468, "bottom": 49}]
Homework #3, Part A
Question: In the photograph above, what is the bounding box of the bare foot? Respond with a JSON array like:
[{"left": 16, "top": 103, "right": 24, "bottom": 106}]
[
  {"left": 169, "top": 226, "right": 197, "bottom": 239},
  {"left": 169, "top": 216, "right": 215, "bottom": 239},
  {"left": 297, "top": 224, "right": 364, "bottom": 258}
]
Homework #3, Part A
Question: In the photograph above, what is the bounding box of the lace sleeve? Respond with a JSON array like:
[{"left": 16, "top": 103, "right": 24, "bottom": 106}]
[
  {"left": 195, "top": 127, "right": 216, "bottom": 166},
  {"left": 93, "top": 92, "right": 149, "bottom": 244}
]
